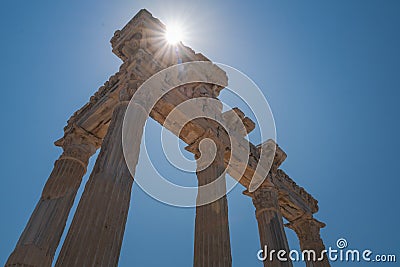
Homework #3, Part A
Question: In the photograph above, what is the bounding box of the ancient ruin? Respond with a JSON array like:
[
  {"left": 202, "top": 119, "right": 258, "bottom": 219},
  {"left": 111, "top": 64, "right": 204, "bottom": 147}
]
[{"left": 6, "top": 9, "right": 330, "bottom": 267}]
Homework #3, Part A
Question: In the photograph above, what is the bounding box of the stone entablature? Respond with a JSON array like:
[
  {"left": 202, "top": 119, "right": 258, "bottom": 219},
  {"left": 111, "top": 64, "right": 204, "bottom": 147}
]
[{"left": 57, "top": 9, "right": 319, "bottom": 223}]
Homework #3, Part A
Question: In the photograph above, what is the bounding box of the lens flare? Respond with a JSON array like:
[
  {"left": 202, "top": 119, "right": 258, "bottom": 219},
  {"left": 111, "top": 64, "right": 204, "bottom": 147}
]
[{"left": 165, "top": 24, "right": 183, "bottom": 44}]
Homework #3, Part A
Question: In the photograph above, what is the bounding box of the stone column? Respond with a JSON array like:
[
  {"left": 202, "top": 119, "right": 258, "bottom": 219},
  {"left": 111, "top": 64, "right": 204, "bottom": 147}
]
[
  {"left": 55, "top": 88, "right": 147, "bottom": 266},
  {"left": 286, "top": 215, "right": 330, "bottom": 267},
  {"left": 6, "top": 127, "right": 100, "bottom": 267},
  {"left": 245, "top": 179, "right": 292, "bottom": 267},
  {"left": 186, "top": 130, "right": 232, "bottom": 267}
]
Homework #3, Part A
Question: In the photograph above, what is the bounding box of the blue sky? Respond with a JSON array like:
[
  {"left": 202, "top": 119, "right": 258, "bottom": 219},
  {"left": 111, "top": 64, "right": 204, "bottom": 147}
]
[{"left": 1, "top": 1, "right": 399, "bottom": 266}]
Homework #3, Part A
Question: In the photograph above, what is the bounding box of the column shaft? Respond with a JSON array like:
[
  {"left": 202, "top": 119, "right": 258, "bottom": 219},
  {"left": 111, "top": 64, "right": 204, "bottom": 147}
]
[
  {"left": 287, "top": 216, "right": 330, "bottom": 267},
  {"left": 55, "top": 102, "right": 146, "bottom": 267},
  {"left": 6, "top": 129, "right": 98, "bottom": 267},
  {"left": 250, "top": 185, "right": 292, "bottom": 267},
  {"left": 193, "top": 139, "right": 232, "bottom": 267}
]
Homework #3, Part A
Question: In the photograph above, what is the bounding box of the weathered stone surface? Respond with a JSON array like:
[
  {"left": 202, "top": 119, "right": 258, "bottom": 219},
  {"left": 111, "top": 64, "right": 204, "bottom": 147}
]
[
  {"left": 6, "top": 127, "right": 100, "bottom": 267},
  {"left": 55, "top": 61, "right": 150, "bottom": 265},
  {"left": 222, "top": 107, "right": 255, "bottom": 137},
  {"left": 244, "top": 143, "right": 292, "bottom": 267},
  {"left": 245, "top": 182, "right": 293, "bottom": 267},
  {"left": 286, "top": 214, "right": 330, "bottom": 267},
  {"left": 55, "top": 99, "right": 147, "bottom": 267},
  {"left": 188, "top": 130, "right": 232, "bottom": 267},
  {"left": 58, "top": 9, "right": 319, "bottom": 223}
]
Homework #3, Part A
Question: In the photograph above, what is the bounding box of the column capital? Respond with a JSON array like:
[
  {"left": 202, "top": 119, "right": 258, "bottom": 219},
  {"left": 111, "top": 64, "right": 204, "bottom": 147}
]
[
  {"left": 244, "top": 180, "right": 280, "bottom": 215},
  {"left": 244, "top": 175, "right": 293, "bottom": 266},
  {"left": 55, "top": 125, "right": 102, "bottom": 168},
  {"left": 285, "top": 213, "right": 326, "bottom": 249},
  {"left": 185, "top": 128, "right": 228, "bottom": 160},
  {"left": 243, "top": 174, "right": 275, "bottom": 196},
  {"left": 6, "top": 127, "right": 101, "bottom": 266},
  {"left": 117, "top": 48, "right": 162, "bottom": 104},
  {"left": 118, "top": 72, "right": 145, "bottom": 102},
  {"left": 55, "top": 90, "right": 146, "bottom": 266}
]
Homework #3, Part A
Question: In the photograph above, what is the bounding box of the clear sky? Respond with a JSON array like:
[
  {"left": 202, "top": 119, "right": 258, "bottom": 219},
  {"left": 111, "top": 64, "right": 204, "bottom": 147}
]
[{"left": 1, "top": 1, "right": 399, "bottom": 266}]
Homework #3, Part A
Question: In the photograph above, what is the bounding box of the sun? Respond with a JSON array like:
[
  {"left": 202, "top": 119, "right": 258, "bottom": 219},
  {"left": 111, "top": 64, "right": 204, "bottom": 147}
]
[{"left": 165, "top": 24, "right": 184, "bottom": 45}]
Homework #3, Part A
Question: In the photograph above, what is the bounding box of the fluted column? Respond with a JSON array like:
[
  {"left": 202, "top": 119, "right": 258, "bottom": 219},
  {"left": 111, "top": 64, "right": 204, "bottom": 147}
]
[
  {"left": 6, "top": 127, "right": 100, "bottom": 267},
  {"left": 286, "top": 215, "right": 330, "bottom": 267},
  {"left": 245, "top": 179, "right": 292, "bottom": 267},
  {"left": 55, "top": 90, "right": 147, "bottom": 266},
  {"left": 186, "top": 130, "right": 232, "bottom": 267}
]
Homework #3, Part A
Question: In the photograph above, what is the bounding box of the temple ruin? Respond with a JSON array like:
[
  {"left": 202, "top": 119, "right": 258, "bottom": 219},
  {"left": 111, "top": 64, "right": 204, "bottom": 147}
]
[{"left": 6, "top": 9, "right": 330, "bottom": 267}]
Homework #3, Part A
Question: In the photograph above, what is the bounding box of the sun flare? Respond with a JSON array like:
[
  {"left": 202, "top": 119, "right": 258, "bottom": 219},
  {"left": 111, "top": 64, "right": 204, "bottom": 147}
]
[{"left": 165, "top": 24, "right": 184, "bottom": 45}]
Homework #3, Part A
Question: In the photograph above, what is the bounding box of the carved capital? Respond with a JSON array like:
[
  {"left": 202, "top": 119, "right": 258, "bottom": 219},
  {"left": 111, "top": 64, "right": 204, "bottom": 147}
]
[
  {"left": 118, "top": 49, "right": 163, "bottom": 104},
  {"left": 55, "top": 126, "right": 101, "bottom": 167},
  {"left": 184, "top": 129, "right": 229, "bottom": 179},
  {"left": 244, "top": 181, "right": 280, "bottom": 215},
  {"left": 286, "top": 214, "right": 326, "bottom": 250},
  {"left": 185, "top": 129, "right": 227, "bottom": 159},
  {"left": 119, "top": 72, "right": 145, "bottom": 102}
]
